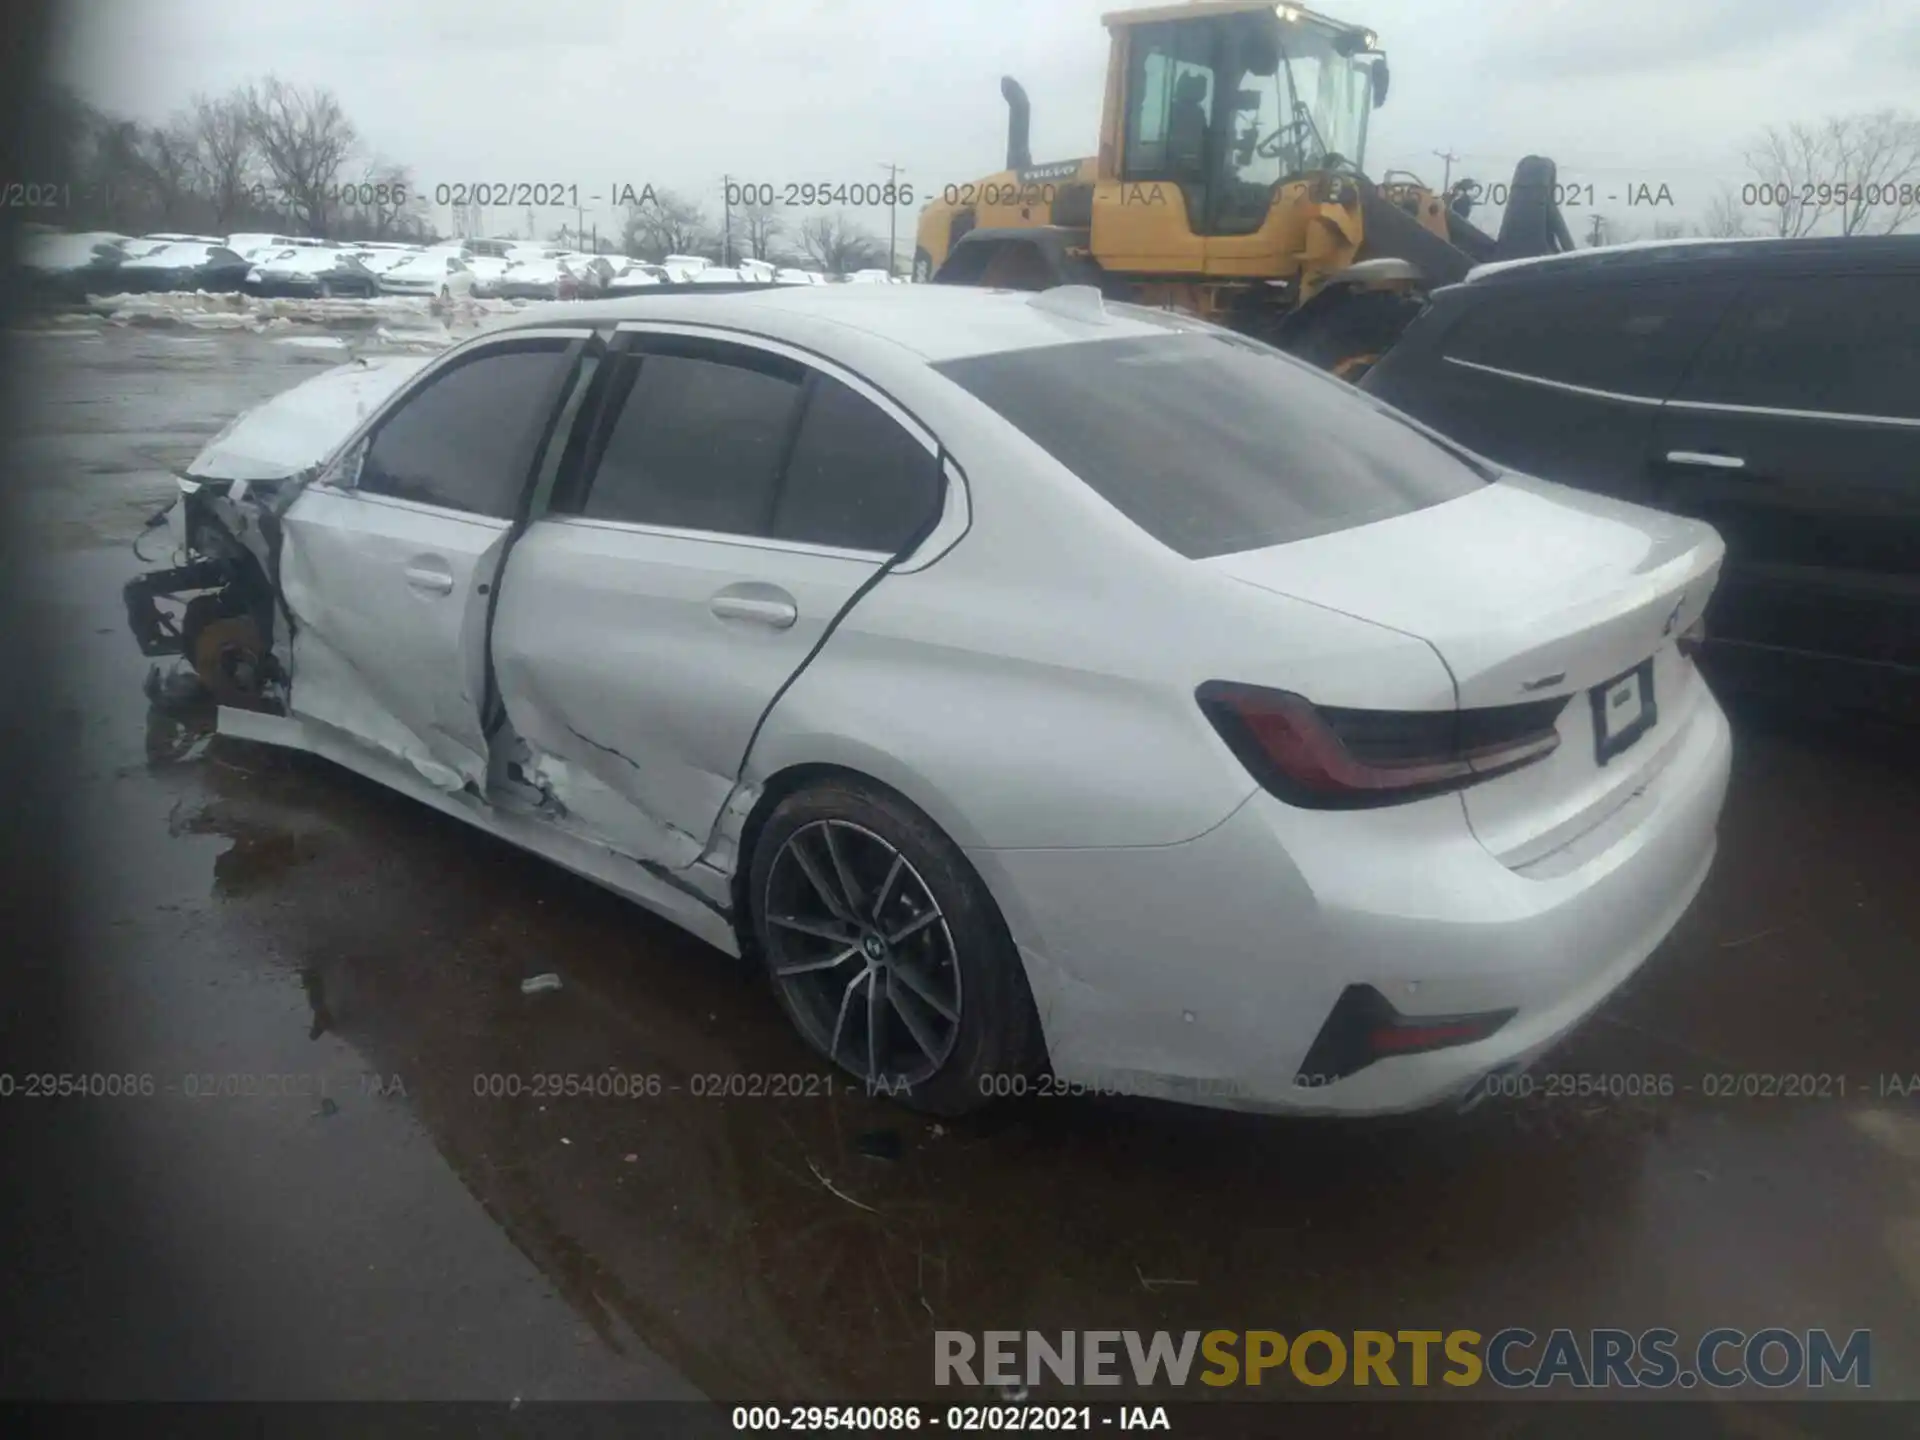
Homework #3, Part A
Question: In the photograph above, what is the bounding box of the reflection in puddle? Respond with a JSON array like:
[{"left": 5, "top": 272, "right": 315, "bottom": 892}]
[{"left": 149, "top": 701, "right": 1920, "bottom": 1401}]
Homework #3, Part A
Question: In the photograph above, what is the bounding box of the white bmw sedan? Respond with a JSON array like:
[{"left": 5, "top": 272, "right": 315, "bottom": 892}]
[{"left": 147, "top": 284, "right": 1732, "bottom": 1117}]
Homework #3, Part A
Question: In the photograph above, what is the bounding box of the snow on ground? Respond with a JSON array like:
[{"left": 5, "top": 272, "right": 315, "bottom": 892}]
[
  {"left": 272, "top": 335, "right": 350, "bottom": 350},
  {"left": 65, "top": 289, "right": 527, "bottom": 347}
]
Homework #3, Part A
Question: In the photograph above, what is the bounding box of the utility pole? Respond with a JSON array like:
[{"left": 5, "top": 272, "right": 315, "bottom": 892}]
[
  {"left": 722, "top": 173, "right": 733, "bottom": 267},
  {"left": 1586, "top": 211, "right": 1606, "bottom": 248},
  {"left": 1431, "top": 148, "right": 1460, "bottom": 195},
  {"left": 880, "top": 162, "right": 903, "bottom": 276}
]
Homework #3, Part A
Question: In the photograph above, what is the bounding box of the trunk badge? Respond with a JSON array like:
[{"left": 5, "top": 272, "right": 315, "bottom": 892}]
[{"left": 1520, "top": 672, "right": 1566, "bottom": 692}]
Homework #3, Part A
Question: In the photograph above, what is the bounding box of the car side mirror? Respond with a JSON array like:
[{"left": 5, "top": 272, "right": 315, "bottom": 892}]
[
  {"left": 320, "top": 436, "right": 367, "bottom": 491},
  {"left": 1371, "top": 57, "right": 1389, "bottom": 108}
]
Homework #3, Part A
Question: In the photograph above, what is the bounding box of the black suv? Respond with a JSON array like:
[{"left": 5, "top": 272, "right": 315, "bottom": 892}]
[{"left": 1362, "top": 235, "right": 1919, "bottom": 717}]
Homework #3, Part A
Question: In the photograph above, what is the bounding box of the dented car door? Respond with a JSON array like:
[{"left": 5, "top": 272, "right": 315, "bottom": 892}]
[
  {"left": 277, "top": 335, "right": 584, "bottom": 791},
  {"left": 490, "top": 327, "right": 944, "bottom": 870}
]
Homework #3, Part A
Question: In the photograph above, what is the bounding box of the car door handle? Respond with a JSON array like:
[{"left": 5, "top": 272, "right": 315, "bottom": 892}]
[
  {"left": 709, "top": 588, "right": 798, "bottom": 629},
  {"left": 1664, "top": 450, "right": 1746, "bottom": 470},
  {"left": 403, "top": 564, "right": 455, "bottom": 595}
]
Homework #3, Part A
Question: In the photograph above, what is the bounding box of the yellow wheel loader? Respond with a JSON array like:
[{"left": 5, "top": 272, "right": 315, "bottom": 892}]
[{"left": 914, "top": 0, "right": 1577, "bottom": 378}]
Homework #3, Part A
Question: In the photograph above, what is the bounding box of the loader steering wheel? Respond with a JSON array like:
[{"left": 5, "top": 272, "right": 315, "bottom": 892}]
[{"left": 1254, "top": 115, "right": 1314, "bottom": 162}]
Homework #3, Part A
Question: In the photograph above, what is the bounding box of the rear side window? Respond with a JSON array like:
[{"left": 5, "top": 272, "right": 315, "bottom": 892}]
[
  {"left": 936, "top": 331, "right": 1488, "bottom": 559},
  {"left": 1672, "top": 274, "right": 1920, "bottom": 420},
  {"left": 582, "top": 348, "right": 804, "bottom": 534},
  {"left": 359, "top": 341, "right": 573, "bottom": 517},
  {"left": 774, "top": 376, "right": 939, "bottom": 550},
  {"left": 1441, "top": 280, "right": 1733, "bottom": 398}
]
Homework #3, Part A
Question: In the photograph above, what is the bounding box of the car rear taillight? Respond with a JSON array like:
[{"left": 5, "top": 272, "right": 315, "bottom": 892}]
[{"left": 1196, "top": 681, "right": 1567, "bottom": 809}]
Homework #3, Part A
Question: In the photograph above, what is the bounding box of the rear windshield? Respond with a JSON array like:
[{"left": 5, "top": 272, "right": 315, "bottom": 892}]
[{"left": 935, "top": 331, "right": 1491, "bottom": 558}]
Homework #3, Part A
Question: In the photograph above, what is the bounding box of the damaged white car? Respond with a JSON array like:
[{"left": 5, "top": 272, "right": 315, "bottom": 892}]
[{"left": 124, "top": 285, "right": 1733, "bottom": 1117}]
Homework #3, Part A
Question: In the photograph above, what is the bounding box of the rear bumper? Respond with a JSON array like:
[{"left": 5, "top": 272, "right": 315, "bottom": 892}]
[{"left": 974, "top": 688, "right": 1733, "bottom": 1116}]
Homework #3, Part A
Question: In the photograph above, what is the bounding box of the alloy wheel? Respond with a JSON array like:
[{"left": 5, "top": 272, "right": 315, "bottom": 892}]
[{"left": 764, "top": 819, "right": 962, "bottom": 1090}]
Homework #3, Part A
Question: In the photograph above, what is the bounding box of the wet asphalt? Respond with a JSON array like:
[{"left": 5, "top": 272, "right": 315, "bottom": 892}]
[{"left": 1, "top": 319, "right": 1917, "bottom": 1405}]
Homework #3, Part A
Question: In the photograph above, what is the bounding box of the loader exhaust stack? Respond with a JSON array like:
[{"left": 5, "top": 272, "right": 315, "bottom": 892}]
[{"left": 1001, "top": 76, "right": 1032, "bottom": 172}]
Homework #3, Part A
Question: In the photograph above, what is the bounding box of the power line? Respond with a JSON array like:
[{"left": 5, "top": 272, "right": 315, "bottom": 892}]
[{"left": 1431, "top": 147, "right": 1461, "bottom": 193}]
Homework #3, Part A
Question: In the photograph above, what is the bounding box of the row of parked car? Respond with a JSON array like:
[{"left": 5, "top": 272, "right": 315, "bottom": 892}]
[{"left": 19, "top": 228, "right": 893, "bottom": 302}]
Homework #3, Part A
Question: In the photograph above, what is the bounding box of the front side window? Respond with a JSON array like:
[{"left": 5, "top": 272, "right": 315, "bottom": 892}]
[
  {"left": 1442, "top": 280, "right": 1735, "bottom": 399},
  {"left": 1124, "top": 22, "right": 1216, "bottom": 180},
  {"left": 1673, "top": 274, "right": 1920, "bottom": 420},
  {"left": 359, "top": 341, "right": 573, "bottom": 517},
  {"left": 938, "top": 330, "right": 1488, "bottom": 559},
  {"left": 581, "top": 346, "right": 804, "bottom": 534}
]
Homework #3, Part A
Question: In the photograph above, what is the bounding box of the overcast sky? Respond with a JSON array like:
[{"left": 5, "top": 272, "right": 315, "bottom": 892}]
[{"left": 52, "top": 0, "right": 1919, "bottom": 244}]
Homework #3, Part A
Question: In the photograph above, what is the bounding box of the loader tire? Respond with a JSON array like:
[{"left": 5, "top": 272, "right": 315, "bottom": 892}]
[{"left": 1280, "top": 288, "right": 1424, "bottom": 382}]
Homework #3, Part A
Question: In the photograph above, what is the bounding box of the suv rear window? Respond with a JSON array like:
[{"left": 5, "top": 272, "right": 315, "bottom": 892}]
[{"left": 936, "top": 332, "right": 1490, "bottom": 558}]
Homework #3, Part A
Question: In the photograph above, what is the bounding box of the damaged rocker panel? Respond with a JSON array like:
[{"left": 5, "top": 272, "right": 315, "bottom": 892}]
[{"left": 216, "top": 705, "right": 742, "bottom": 949}]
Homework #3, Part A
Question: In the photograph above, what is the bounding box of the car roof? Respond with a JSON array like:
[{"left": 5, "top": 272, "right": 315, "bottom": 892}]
[
  {"left": 130, "top": 241, "right": 227, "bottom": 262},
  {"left": 263, "top": 247, "right": 357, "bottom": 268},
  {"left": 1462, "top": 233, "right": 1920, "bottom": 288},
  {"left": 492, "top": 283, "right": 1202, "bottom": 362}
]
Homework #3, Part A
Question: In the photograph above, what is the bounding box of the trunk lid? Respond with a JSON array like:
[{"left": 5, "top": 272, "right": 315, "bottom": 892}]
[{"left": 1205, "top": 475, "right": 1725, "bottom": 866}]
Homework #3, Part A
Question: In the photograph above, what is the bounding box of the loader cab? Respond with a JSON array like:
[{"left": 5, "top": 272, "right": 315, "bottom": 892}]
[{"left": 1110, "top": 2, "right": 1384, "bottom": 238}]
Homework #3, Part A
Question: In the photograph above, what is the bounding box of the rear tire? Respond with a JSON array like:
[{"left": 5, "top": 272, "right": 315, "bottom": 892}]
[{"left": 748, "top": 779, "right": 1040, "bottom": 1116}]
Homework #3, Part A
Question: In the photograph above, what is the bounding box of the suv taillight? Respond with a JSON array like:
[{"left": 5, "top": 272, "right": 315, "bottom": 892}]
[{"left": 1197, "top": 681, "right": 1567, "bottom": 809}]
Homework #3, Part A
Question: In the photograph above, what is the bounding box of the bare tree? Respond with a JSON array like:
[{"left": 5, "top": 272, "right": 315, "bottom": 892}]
[
  {"left": 740, "top": 200, "right": 783, "bottom": 262},
  {"left": 1649, "top": 218, "right": 1688, "bottom": 240},
  {"left": 136, "top": 114, "right": 202, "bottom": 223},
  {"left": 1744, "top": 121, "right": 1833, "bottom": 237},
  {"left": 1699, "top": 185, "right": 1749, "bottom": 238},
  {"left": 90, "top": 120, "right": 164, "bottom": 232},
  {"left": 354, "top": 159, "right": 421, "bottom": 239},
  {"left": 798, "top": 211, "right": 887, "bottom": 274},
  {"left": 188, "top": 91, "right": 258, "bottom": 228},
  {"left": 244, "top": 77, "right": 357, "bottom": 235},
  {"left": 622, "top": 189, "right": 713, "bottom": 259},
  {"left": 1818, "top": 109, "right": 1920, "bottom": 235}
]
